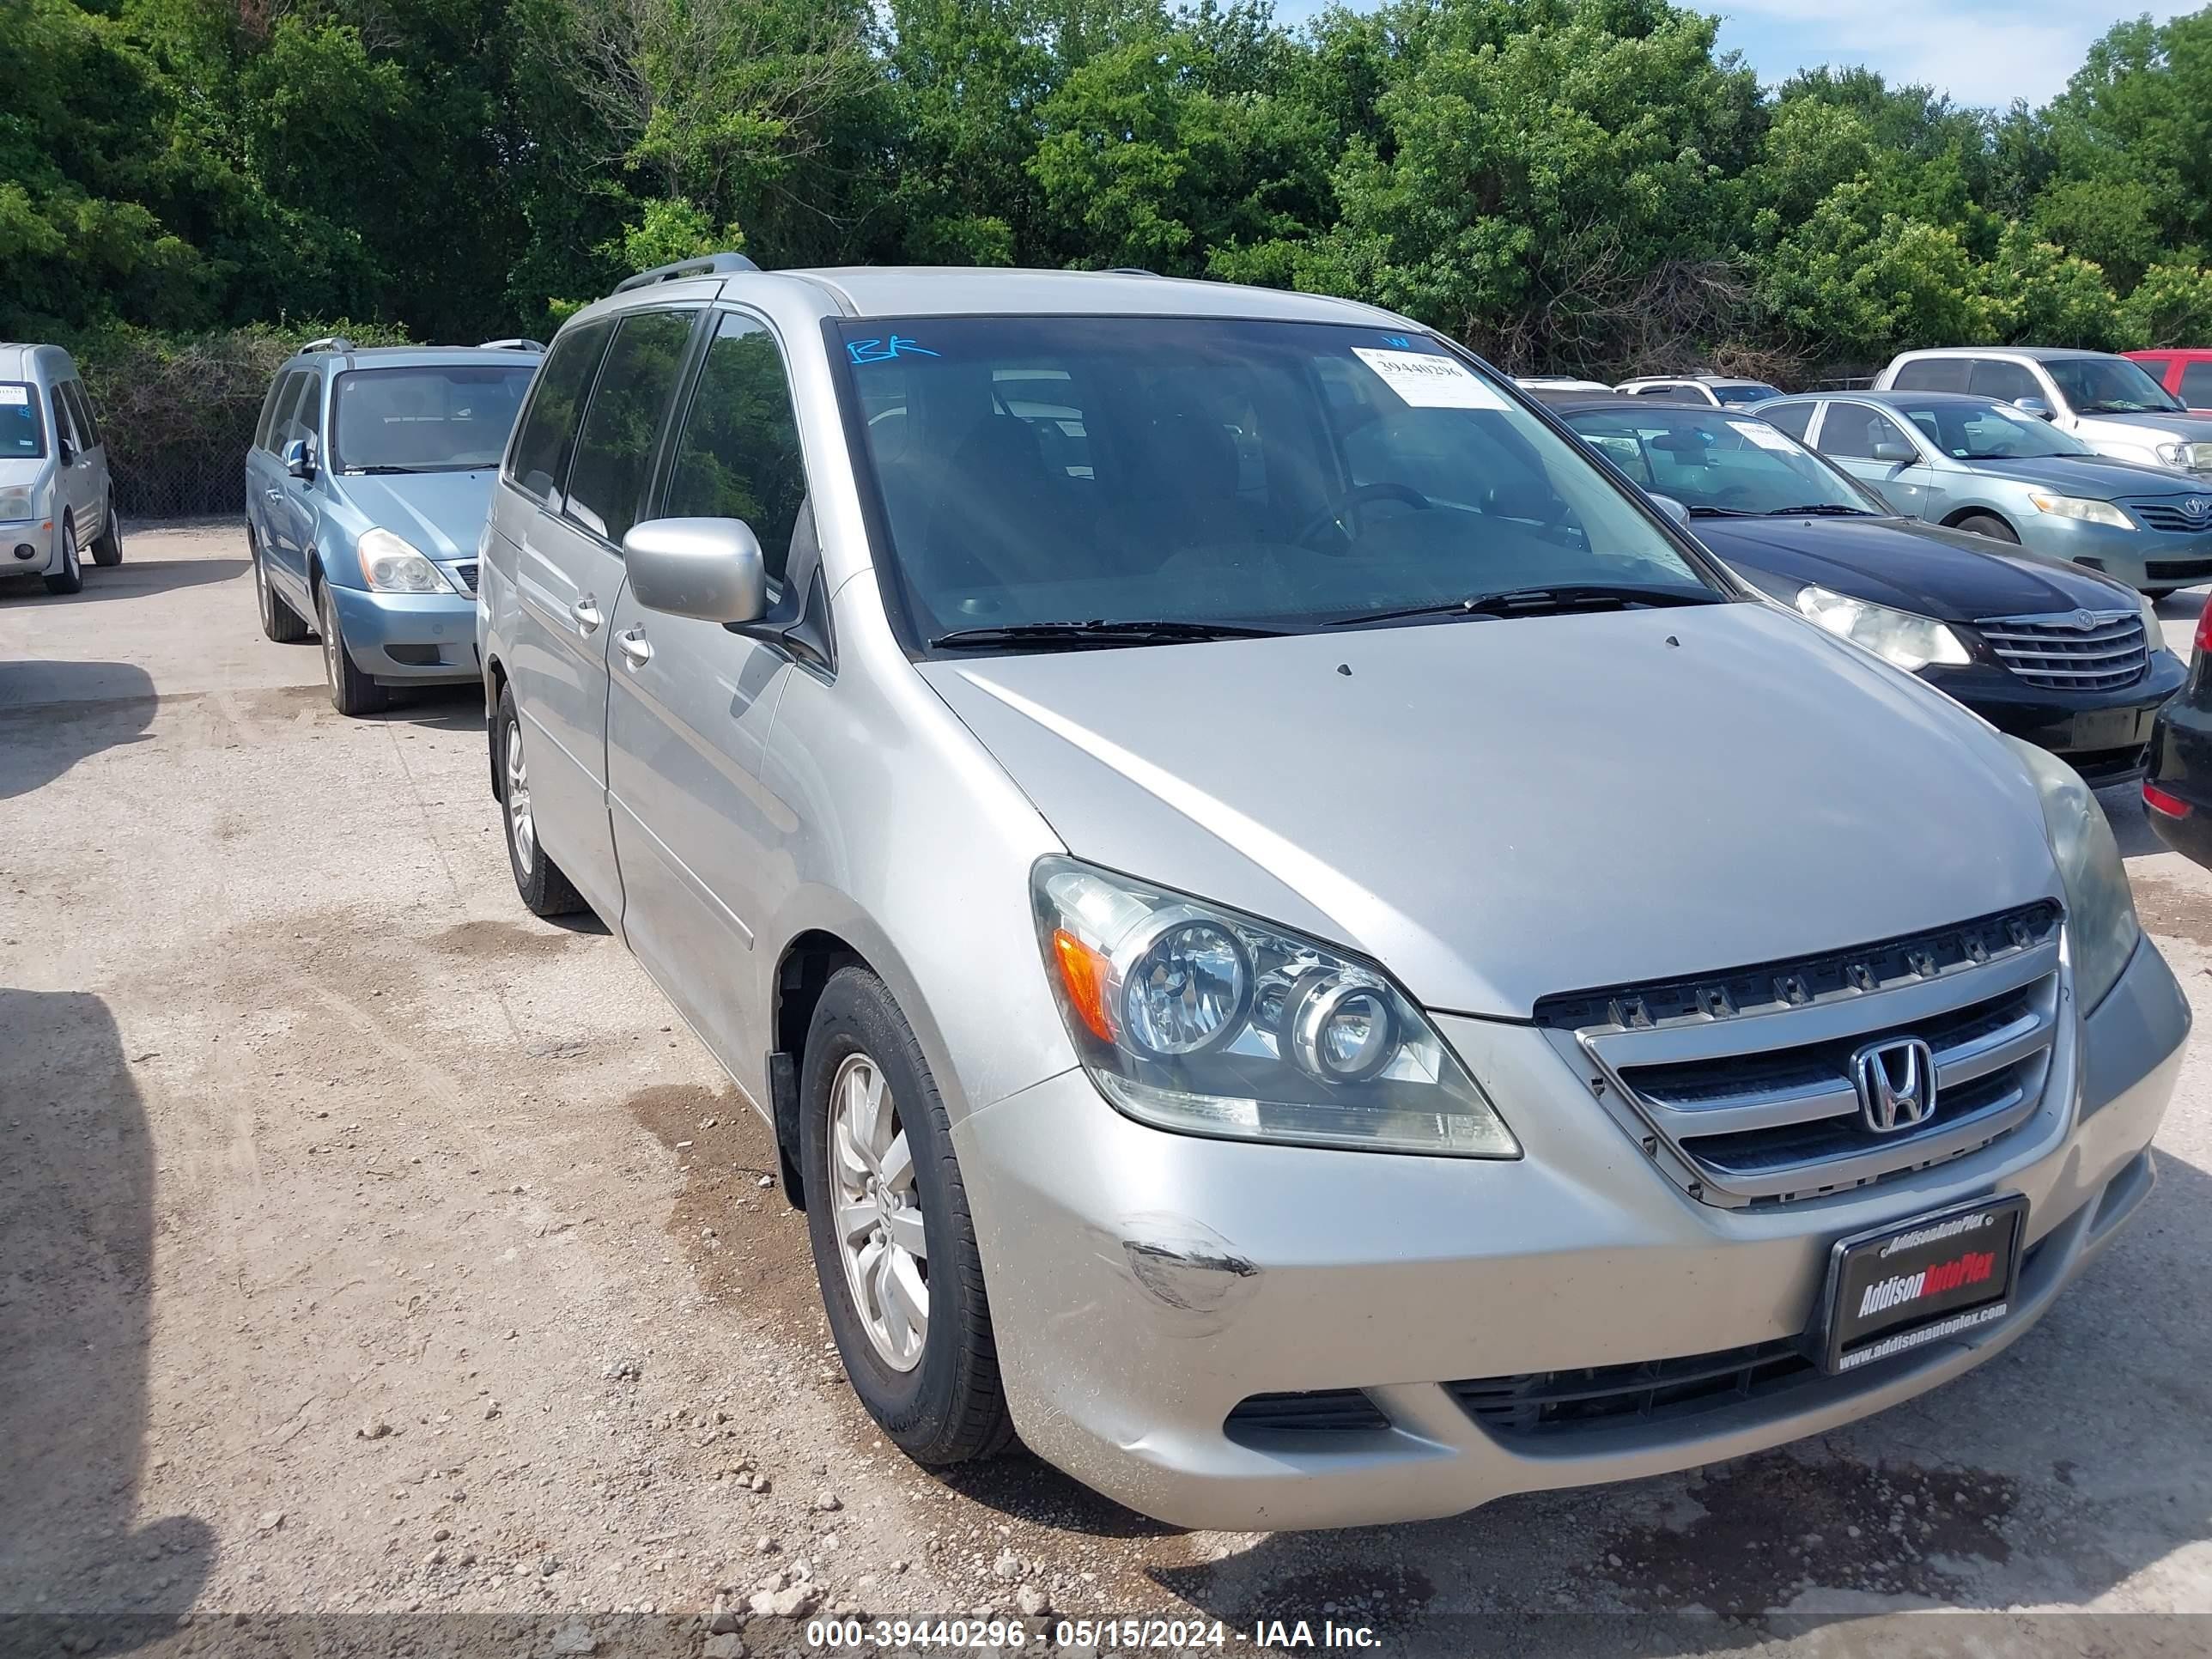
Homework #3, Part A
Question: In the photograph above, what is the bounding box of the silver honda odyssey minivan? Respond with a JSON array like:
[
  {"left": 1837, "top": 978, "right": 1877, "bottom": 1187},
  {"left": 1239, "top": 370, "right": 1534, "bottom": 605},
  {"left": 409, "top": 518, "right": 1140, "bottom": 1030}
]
[{"left": 480, "top": 257, "right": 2189, "bottom": 1530}]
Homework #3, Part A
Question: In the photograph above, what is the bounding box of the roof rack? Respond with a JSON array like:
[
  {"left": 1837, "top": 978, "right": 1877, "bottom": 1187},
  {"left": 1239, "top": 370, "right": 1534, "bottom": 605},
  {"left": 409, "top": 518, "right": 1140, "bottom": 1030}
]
[
  {"left": 612, "top": 252, "right": 760, "bottom": 294},
  {"left": 301, "top": 336, "right": 354, "bottom": 354},
  {"left": 1103, "top": 266, "right": 1160, "bottom": 276},
  {"left": 477, "top": 337, "right": 547, "bottom": 352}
]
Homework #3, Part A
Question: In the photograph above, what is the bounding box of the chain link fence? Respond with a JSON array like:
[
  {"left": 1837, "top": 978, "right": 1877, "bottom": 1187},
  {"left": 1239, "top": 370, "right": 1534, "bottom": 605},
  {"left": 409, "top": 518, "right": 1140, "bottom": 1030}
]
[{"left": 70, "top": 324, "right": 411, "bottom": 520}]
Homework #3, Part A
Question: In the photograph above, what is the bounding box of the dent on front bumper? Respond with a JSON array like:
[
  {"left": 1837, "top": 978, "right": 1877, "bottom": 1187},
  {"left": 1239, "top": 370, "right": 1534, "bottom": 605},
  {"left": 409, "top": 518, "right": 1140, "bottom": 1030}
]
[
  {"left": 954, "top": 938, "right": 2189, "bottom": 1531},
  {"left": 325, "top": 583, "right": 480, "bottom": 683}
]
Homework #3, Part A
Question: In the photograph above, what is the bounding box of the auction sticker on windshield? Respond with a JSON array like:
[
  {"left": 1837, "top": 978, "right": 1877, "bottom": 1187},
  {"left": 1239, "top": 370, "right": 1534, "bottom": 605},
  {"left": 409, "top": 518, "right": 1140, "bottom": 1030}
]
[
  {"left": 0, "top": 386, "right": 26, "bottom": 405},
  {"left": 1729, "top": 419, "right": 1800, "bottom": 453},
  {"left": 1820, "top": 1194, "right": 2027, "bottom": 1372},
  {"left": 1351, "top": 347, "right": 1509, "bottom": 410}
]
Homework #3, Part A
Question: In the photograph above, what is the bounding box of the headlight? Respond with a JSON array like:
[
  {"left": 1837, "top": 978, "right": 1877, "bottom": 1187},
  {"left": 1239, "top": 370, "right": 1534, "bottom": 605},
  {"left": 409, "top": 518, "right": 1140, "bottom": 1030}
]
[
  {"left": 2154, "top": 441, "right": 2187, "bottom": 468},
  {"left": 1032, "top": 858, "right": 1517, "bottom": 1157},
  {"left": 0, "top": 485, "right": 33, "bottom": 520},
  {"left": 2011, "top": 740, "right": 2141, "bottom": 1010},
  {"left": 357, "top": 528, "right": 453, "bottom": 592},
  {"left": 1795, "top": 585, "right": 1971, "bottom": 671},
  {"left": 2139, "top": 591, "right": 2163, "bottom": 641},
  {"left": 2027, "top": 492, "right": 2135, "bottom": 529}
]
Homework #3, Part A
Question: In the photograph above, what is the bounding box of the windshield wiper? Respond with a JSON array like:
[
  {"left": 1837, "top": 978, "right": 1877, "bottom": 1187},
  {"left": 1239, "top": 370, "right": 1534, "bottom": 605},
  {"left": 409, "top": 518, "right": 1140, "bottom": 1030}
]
[
  {"left": 1325, "top": 583, "right": 1724, "bottom": 629},
  {"left": 928, "top": 619, "right": 1285, "bottom": 650},
  {"left": 1764, "top": 503, "right": 1874, "bottom": 516},
  {"left": 1686, "top": 504, "right": 1759, "bottom": 517},
  {"left": 343, "top": 465, "right": 425, "bottom": 475}
]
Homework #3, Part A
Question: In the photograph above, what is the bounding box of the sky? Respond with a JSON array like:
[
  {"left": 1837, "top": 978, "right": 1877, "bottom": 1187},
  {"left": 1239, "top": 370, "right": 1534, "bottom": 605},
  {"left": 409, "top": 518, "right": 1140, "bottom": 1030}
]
[{"left": 1267, "top": 2, "right": 2199, "bottom": 109}]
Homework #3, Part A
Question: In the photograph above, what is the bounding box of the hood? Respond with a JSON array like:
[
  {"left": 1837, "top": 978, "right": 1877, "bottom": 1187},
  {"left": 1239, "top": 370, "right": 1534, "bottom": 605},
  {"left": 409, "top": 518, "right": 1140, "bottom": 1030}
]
[
  {"left": 919, "top": 605, "right": 2060, "bottom": 1018},
  {"left": 2075, "top": 410, "right": 2212, "bottom": 447},
  {"left": 333, "top": 470, "right": 495, "bottom": 561},
  {"left": 0, "top": 456, "right": 51, "bottom": 489},
  {"left": 1961, "top": 453, "right": 2205, "bottom": 497},
  {"left": 1692, "top": 514, "right": 2136, "bottom": 621}
]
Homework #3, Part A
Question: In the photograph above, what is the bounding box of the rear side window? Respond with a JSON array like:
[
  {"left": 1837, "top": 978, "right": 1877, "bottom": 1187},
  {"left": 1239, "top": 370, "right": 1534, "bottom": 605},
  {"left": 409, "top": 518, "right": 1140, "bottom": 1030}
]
[
  {"left": 272, "top": 373, "right": 319, "bottom": 453},
  {"left": 1819, "top": 404, "right": 1916, "bottom": 460},
  {"left": 1969, "top": 360, "right": 2040, "bottom": 403},
  {"left": 1892, "top": 358, "right": 1970, "bottom": 392},
  {"left": 1760, "top": 401, "right": 1814, "bottom": 440},
  {"left": 508, "top": 319, "right": 613, "bottom": 508},
  {"left": 255, "top": 372, "right": 297, "bottom": 452},
  {"left": 2182, "top": 362, "right": 2212, "bottom": 409},
  {"left": 563, "top": 310, "right": 696, "bottom": 544},
  {"left": 62, "top": 380, "right": 100, "bottom": 447},
  {"left": 0, "top": 381, "right": 42, "bottom": 458},
  {"left": 664, "top": 313, "right": 808, "bottom": 587}
]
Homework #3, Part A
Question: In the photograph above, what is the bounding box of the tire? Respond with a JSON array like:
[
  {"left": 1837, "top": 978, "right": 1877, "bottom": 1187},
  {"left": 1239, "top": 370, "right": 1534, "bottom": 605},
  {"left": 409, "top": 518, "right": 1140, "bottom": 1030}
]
[
  {"left": 89, "top": 499, "right": 123, "bottom": 566},
  {"left": 43, "top": 517, "right": 82, "bottom": 595},
  {"left": 254, "top": 534, "right": 310, "bottom": 642},
  {"left": 1955, "top": 512, "right": 2020, "bottom": 544},
  {"left": 317, "top": 580, "right": 389, "bottom": 716},
  {"left": 493, "top": 685, "right": 586, "bottom": 917},
  {"left": 801, "top": 967, "right": 1015, "bottom": 1467}
]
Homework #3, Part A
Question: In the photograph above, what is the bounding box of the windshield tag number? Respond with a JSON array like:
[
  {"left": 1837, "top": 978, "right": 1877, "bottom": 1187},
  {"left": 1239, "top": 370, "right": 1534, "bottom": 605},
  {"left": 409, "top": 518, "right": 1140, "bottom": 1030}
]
[{"left": 1350, "top": 348, "right": 1507, "bottom": 410}]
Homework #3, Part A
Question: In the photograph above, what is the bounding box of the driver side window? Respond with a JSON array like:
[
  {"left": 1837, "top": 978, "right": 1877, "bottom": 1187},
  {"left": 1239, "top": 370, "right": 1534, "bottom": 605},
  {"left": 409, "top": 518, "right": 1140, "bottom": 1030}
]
[{"left": 1819, "top": 405, "right": 1912, "bottom": 461}]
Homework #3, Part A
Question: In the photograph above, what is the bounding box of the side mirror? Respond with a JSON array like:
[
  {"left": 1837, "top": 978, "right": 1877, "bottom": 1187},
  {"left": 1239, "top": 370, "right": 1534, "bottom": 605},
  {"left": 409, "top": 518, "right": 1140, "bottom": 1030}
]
[
  {"left": 1870, "top": 438, "right": 1917, "bottom": 464},
  {"left": 2013, "top": 396, "right": 2054, "bottom": 422},
  {"left": 282, "top": 437, "right": 315, "bottom": 480},
  {"left": 623, "top": 517, "right": 767, "bottom": 624},
  {"left": 1648, "top": 493, "right": 1692, "bottom": 529}
]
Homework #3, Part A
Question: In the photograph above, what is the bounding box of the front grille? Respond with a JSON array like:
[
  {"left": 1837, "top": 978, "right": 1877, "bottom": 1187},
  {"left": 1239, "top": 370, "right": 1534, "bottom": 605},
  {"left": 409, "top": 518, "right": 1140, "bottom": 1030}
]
[
  {"left": 1977, "top": 611, "right": 2148, "bottom": 691},
  {"left": 1535, "top": 903, "right": 2064, "bottom": 1207},
  {"left": 2145, "top": 557, "right": 2212, "bottom": 582},
  {"left": 1223, "top": 1390, "right": 1389, "bottom": 1443},
  {"left": 2128, "top": 501, "right": 2210, "bottom": 533},
  {"left": 451, "top": 560, "right": 480, "bottom": 594},
  {"left": 1451, "top": 1339, "right": 1815, "bottom": 1438}
]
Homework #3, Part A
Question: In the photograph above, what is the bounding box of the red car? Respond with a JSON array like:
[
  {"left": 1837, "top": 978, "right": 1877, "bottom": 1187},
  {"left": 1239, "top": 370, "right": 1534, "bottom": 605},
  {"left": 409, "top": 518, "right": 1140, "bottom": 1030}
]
[{"left": 2125, "top": 349, "right": 2212, "bottom": 413}]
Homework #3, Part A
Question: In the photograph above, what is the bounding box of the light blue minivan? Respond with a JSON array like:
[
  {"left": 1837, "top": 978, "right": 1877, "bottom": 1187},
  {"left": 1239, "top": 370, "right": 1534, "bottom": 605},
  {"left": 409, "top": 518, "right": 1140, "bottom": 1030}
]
[{"left": 244, "top": 339, "right": 543, "bottom": 714}]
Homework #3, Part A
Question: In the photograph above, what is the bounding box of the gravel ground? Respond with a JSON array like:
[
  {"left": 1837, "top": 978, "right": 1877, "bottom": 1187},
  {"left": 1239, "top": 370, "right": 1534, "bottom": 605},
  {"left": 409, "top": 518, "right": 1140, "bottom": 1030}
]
[{"left": 3, "top": 526, "right": 2210, "bottom": 1657}]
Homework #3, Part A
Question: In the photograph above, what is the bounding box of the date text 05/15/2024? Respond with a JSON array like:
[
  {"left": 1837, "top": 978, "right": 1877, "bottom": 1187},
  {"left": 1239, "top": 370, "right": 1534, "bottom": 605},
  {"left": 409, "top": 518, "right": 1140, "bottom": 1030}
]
[{"left": 801, "top": 1618, "right": 1382, "bottom": 1649}]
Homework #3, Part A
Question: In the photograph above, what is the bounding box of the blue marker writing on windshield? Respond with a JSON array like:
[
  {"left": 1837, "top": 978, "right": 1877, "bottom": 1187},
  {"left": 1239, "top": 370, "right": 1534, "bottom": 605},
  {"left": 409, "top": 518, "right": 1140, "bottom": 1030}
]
[{"left": 847, "top": 336, "right": 939, "bottom": 365}]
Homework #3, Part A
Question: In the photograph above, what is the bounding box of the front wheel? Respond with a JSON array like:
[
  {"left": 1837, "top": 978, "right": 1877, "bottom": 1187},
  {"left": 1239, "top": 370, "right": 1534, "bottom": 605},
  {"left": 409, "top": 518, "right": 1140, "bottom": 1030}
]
[
  {"left": 1954, "top": 512, "right": 2020, "bottom": 544},
  {"left": 802, "top": 967, "right": 1014, "bottom": 1467},
  {"left": 494, "top": 685, "right": 586, "bottom": 917},
  {"left": 318, "top": 581, "right": 389, "bottom": 716},
  {"left": 43, "top": 519, "right": 82, "bottom": 595},
  {"left": 89, "top": 500, "right": 123, "bottom": 566}
]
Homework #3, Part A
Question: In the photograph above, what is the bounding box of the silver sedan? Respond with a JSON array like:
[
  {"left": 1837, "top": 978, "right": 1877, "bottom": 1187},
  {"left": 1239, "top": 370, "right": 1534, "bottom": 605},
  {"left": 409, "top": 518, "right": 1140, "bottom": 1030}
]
[{"left": 1759, "top": 389, "right": 2212, "bottom": 596}]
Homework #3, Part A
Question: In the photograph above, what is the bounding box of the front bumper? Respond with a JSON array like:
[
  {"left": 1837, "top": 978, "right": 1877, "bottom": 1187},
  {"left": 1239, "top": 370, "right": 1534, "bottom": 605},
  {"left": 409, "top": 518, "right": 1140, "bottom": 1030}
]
[
  {"left": 2034, "top": 514, "right": 2212, "bottom": 592},
  {"left": 1930, "top": 653, "right": 2186, "bottom": 785},
  {"left": 2, "top": 518, "right": 56, "bottom": 574},
  {"left": 325, "top": 583, "right": 481, "bottom": 684},
  {"left": 955, "top": 939, "right": 2188, "bottom": 1530}
]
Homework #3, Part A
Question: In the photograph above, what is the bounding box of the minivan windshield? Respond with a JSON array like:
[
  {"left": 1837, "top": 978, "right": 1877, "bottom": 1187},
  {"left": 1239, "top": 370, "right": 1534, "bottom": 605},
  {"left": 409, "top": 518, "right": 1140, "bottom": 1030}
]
[
  {"left": 2045, "top": 356, "right": 2186, "bottom": 416},
  {"left": 1887, "top": 398, "right": 2096, "bottom": 459},
  {"left": 833, "top": 317, "right": 1723, "bottom": 648},
  {"left": 1711, "top": 382, "right": 1782, "bottom": 406},
  {"left": 1560, "top": 405, "right": 1886, "bottom": 518},
  {"left": 331, "top": 364, "right": 535, "bottom": 473},
  {"left": 0, "top": 383, "right": 45, "bottom": 459}
]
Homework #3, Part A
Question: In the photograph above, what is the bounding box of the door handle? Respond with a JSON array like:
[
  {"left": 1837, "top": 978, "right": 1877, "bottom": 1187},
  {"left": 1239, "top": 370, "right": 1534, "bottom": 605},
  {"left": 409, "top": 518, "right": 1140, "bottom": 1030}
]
[
  {"left": 616, "top": 628, "right": 653, "bottom": 668},
  {"left": 264, "top": 489, "right": 283, "bottom": 503},
  {"left": 570, "top": 597, "right": 603, "bottom": 633}
]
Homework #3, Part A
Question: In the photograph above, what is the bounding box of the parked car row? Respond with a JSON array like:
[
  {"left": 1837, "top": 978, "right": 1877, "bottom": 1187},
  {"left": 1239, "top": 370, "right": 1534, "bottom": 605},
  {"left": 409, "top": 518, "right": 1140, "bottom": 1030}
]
[
  {"left": 15, "top": 270, "right": 2196, "bottom": 1534},
  {"left": 457, "top": 258, "right": 2182, "bottom": 1529}
]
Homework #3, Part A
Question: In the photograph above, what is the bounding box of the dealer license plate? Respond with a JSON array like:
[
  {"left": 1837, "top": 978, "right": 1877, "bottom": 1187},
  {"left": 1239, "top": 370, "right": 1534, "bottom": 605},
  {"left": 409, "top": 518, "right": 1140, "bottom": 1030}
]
[{"left": 1820, "top": 1194, "right": 2027, "bottom": 1373}]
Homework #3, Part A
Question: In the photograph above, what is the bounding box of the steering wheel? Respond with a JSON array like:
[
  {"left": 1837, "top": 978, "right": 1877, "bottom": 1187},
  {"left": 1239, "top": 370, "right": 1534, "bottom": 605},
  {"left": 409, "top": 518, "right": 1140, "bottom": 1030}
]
[{"left": 1298, "top": 481, "right": 1433, "bottom": 549}]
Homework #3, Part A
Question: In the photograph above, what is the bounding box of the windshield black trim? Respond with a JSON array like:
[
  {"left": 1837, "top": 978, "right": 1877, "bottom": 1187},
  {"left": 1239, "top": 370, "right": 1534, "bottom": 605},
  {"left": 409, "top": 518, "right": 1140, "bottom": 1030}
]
[
  {"left": 821, "top": 313, "right": 1755, "bottom": 663},
  {"left": 328, "top": 362, "right": 538, "bottom": 476}
]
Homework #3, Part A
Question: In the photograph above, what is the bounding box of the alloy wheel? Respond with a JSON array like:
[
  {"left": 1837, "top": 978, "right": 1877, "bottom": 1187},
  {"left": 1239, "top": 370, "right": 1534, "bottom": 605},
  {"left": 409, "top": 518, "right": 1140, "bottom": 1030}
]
[
  {"left": 505, "top": 721, "right": 536, "bottom": 876},
  {"left": 828, "top": 1051, "right": 927, "bottom": 1371}
]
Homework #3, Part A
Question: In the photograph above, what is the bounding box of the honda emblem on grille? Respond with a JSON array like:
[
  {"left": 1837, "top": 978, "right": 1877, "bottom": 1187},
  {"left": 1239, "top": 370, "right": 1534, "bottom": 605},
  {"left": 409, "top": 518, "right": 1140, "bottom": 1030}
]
[{"left": 1852, "top": 1038, "right": 1936, "bottom": 1133}]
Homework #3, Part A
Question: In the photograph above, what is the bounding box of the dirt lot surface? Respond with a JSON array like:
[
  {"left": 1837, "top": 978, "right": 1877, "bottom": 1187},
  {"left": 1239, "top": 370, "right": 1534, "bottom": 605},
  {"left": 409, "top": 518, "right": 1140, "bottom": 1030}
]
[{"left": 5, "top": 526, "right": 2212, "bottom": 1657}]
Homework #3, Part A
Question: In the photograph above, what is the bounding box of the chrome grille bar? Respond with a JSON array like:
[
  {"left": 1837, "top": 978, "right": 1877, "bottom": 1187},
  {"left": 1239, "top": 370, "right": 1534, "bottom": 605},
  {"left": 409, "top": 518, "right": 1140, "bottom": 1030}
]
[{"left": 1977, "top": 611, "right": 2147, "bottom": 692}]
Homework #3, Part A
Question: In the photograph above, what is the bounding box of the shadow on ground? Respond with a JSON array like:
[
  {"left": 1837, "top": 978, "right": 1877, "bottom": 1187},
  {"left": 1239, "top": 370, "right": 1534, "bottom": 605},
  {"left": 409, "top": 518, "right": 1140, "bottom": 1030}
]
[
  {"left": 0, "top": 557, "right": 249, "bottom": 608},
  {"left": 0, "top": 989, "right": 214, "bottom": 1620},
  {"left": 0, "top": 660, "right": 158, "bottom": 799}
]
